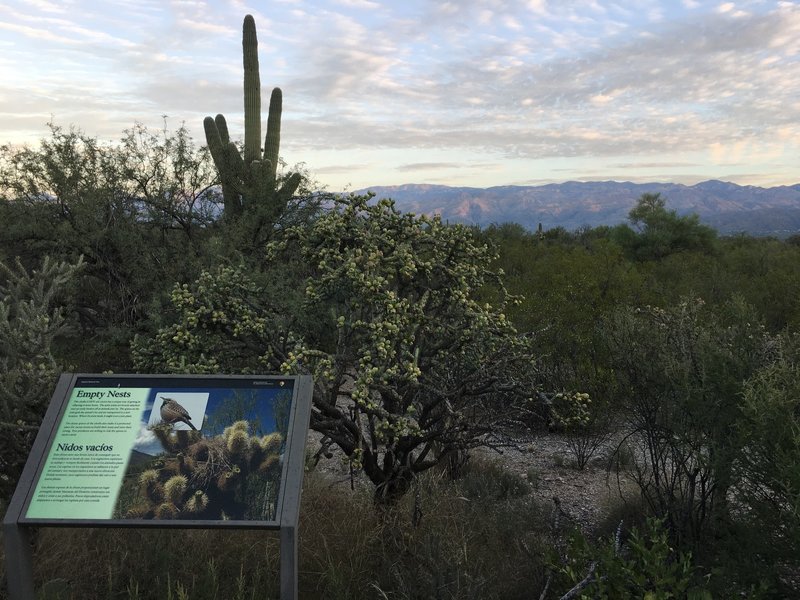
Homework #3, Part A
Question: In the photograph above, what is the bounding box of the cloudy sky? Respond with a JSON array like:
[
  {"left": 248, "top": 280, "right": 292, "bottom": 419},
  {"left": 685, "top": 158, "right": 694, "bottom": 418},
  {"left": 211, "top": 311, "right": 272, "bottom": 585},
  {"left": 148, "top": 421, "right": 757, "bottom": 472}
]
[{"left": 1, "top": 0, "right": 798, "bottom": 190}]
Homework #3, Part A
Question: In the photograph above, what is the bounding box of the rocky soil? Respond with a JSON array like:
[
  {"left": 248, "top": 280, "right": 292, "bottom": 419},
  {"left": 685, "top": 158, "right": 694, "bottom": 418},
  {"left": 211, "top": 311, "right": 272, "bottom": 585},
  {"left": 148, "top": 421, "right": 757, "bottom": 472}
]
[
  {"left": 474, "top": 432, "right": 639, "bottom": 535},
  {"left": 306, "top": 429, "right": 639, "bottom": 535}
]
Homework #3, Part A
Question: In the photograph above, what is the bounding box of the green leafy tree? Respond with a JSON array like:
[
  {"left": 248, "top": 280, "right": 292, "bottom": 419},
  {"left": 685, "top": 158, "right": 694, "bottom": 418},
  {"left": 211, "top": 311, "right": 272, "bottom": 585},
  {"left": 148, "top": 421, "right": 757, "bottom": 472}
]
[
  {"left": 623, "top": 193, "right": 716, "bottom": 261},
  {"left": 134, "top": 195, "right": 538, "bottom": 504},
  {"left": 628, "top": 192, "right": 668, "bottom": 229}
]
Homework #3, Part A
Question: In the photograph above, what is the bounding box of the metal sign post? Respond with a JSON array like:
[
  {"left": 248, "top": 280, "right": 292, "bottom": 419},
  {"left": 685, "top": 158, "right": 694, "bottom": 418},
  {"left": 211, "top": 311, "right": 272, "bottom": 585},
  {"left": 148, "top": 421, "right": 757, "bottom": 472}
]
[{"left": 3, "top": 373, "right": 312, "bottom": 600}]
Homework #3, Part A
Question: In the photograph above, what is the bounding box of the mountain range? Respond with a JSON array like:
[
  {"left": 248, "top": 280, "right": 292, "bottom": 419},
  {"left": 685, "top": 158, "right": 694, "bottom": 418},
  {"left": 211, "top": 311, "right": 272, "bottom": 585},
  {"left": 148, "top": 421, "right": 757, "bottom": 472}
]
[{"left": 356, "top": 180, "right": 800, "bottom": 237}]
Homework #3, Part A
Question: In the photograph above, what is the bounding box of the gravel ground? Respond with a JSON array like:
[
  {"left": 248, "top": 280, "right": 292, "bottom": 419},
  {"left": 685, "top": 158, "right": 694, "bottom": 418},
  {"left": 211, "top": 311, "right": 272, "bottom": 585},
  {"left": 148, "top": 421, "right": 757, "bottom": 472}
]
[
  {"left": 306, "top": 429, "right": 639, "bottom": 535},
  {"left": 474, "top": 432, "right": 639, "bottom": 535}
]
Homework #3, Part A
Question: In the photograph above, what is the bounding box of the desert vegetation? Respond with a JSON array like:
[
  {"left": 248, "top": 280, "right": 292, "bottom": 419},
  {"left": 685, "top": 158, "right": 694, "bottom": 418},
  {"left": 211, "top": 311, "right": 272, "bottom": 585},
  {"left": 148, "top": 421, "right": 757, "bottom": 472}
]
[
  {"left": 2, "top": 14, "right": 799, "bottom": 600},
  {"left": 3, "top": 121, "right": 800, "bottom": 598}
]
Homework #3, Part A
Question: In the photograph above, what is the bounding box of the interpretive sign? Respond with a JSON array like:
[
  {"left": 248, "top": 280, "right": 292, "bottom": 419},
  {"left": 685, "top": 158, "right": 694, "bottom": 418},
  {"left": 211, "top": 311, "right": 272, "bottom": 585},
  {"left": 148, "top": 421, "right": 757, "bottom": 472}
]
[{"left": 4, "top": 373, "right": 312, "bottom": 599}]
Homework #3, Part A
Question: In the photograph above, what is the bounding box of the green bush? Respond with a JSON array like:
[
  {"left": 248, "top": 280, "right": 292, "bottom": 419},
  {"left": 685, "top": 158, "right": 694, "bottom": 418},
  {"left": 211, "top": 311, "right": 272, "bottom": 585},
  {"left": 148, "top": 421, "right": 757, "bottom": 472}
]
[
  {"left": 556, "top": 517, "right": 712, "bottom": 599},
  {"left": 456, "top": 456, "right": 531, "bottom": 502}
]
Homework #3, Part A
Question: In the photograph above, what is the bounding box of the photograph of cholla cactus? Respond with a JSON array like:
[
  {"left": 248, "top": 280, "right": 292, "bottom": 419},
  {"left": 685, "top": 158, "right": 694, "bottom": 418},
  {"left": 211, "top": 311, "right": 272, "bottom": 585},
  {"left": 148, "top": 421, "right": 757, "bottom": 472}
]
[{"left": 114, "top": 386, "right": 292, "bottom": 522}]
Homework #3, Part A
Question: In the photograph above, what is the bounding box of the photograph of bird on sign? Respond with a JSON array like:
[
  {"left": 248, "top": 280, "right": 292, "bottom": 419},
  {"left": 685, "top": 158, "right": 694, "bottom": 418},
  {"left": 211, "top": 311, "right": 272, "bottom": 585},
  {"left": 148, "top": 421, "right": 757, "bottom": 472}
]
[
  {"left": 155, "top": 395, "right": 206, "bottom": 430},
  {"left": 159, "top": 397, "right": 197, "bottom": 429}
]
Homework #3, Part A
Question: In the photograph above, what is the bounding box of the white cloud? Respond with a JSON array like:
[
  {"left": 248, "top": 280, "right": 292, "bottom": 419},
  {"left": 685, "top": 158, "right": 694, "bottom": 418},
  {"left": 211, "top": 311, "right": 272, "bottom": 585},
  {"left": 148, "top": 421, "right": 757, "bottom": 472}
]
[
  {"left": 22, "top": 0, "right": 67, "bottom": 13},
  {"left": 178, "top": 18, "right": 235, "bottom": 34},
  {"left": 333, "top": 0, "right": 381, "bottom": 8},
  {"left": 0, "top": 20, "right": 78, "bottom": 44},
  {"left": 590, "top": 93, "right": 614, "bottom": 105},
  {"left": 526, "top": 0, "right": 548, "bottom": 15},
  {"left": 1, "top": 0, "right": 798, "bottom": 189},
  {"left": 133, "top": 423, "right": 164, "bottom": 456}
]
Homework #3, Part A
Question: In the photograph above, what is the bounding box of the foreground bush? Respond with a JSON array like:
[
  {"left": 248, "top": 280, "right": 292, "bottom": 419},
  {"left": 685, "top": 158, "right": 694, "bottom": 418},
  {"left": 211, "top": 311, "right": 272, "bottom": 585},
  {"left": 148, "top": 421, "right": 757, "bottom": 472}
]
[{"left": 553, "top": 518, "right": 712, "bottom": 600}]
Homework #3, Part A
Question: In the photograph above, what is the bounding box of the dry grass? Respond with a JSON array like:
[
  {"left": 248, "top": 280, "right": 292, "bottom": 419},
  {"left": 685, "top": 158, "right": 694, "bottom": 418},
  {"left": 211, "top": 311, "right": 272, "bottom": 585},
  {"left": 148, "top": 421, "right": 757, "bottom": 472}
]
[{"left": 1, "top": 458, "right": 559, "bottom": 600}]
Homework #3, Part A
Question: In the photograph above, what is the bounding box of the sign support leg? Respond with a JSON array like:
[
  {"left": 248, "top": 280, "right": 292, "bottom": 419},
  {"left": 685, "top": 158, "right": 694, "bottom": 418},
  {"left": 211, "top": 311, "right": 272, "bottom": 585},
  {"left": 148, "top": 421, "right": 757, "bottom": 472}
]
[
  {"left": 279, "top": 524, "right": 297, "bottom": 600},
  {"left": 2, "top": 521, "right": 35, "bottom": 600}
]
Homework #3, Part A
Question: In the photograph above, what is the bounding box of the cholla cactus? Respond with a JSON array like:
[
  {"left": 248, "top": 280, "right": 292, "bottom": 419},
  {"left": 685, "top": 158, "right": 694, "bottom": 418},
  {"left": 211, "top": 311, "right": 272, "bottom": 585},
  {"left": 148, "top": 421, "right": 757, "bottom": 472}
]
[
  {"left": 184, "top": 490, "right": 209, "bottom": 514},
  {"left": 224, "top": 420, "right": 250, "bottom": 458},
  {"left": 0, "top": 256, "right": 84, "bottom": 501},
  {"left": 164, "top": 475, "right": 188, "bottom": 504},
  {"left": 123, "top": 421, "right": 283, "bottom": 520},
  {"left": 152, "top": 425, "right": 202, "bottom": 454},
  {"left": 138, "top": 469, "right": 163, "bottom": 504},
  {"left": 549, "top": 392, "right": 592, "bottom": 430},
  {"left": 134, "top": 193, "right": 539, "bottom": 505}
]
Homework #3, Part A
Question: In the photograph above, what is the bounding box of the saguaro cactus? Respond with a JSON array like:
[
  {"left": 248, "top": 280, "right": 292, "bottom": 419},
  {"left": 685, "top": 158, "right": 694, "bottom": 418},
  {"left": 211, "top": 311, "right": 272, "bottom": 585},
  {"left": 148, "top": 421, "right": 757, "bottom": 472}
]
[{"left": 204, "top": 14, "right": 301, "bottom": 220}]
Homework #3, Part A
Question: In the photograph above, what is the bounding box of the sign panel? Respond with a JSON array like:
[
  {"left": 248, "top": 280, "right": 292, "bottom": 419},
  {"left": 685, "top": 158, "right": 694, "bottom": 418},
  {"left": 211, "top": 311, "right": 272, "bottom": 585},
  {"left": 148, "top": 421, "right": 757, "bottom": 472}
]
[{"left": 20, "top": 374, "right": 305, "bottom": 526}]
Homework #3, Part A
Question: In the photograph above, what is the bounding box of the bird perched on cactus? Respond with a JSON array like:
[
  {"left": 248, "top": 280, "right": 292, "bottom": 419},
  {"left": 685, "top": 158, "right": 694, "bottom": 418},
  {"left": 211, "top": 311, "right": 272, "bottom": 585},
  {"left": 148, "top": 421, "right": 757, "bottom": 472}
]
[{"left": 159, "top": 397, "right": 198, "bottom": 430}]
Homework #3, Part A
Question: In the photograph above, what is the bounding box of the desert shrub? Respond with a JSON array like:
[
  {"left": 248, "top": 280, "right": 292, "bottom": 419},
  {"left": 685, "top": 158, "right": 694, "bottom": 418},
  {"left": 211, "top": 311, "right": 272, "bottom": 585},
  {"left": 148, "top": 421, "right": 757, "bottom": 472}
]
[
  {"left": 588, "top": 476, "right": 650, "bottom": 540},
  {"left": 607, "top": 439, "right": 637, "bottom": 474},
  {"left": 26, "top": 527, "right": 281, "bottom": 599},
  {"left": 0, "top": 256, "right": 83, "bottom": 504},
  {"left": 603, "top": 297, "right": 772, "bottom": 549},
  {"left": 554, "top": 517, "right": 712, "bottom": 599},
  {"left": 368, "top": 461, "right": 549, "bottom": 599},
  {"left": 0, "top": 124, "right": 219, "bottom": 369},
  {"left": 456, "top": 455, "right": 531, "bottom": 501},
  {"left": 549, "top": 391, "right": 613, "bottom": 470},
  {"left": 728, "top": 332, "right": 800, "bottom": 594}
]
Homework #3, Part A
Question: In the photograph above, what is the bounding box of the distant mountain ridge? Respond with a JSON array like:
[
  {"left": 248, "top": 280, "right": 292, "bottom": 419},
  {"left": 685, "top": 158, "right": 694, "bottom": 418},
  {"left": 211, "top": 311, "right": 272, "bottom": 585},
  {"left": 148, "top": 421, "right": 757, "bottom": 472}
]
[{"left": 355, "top": 180, "right": 800, "bottom": 237}]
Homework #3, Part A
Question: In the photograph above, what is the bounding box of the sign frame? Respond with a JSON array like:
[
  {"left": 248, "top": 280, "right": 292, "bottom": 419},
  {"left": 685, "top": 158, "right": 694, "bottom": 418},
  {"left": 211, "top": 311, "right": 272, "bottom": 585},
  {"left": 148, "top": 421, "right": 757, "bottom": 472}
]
[{"left": 3, "top": 373, "right": 313, "bottom": 599}]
